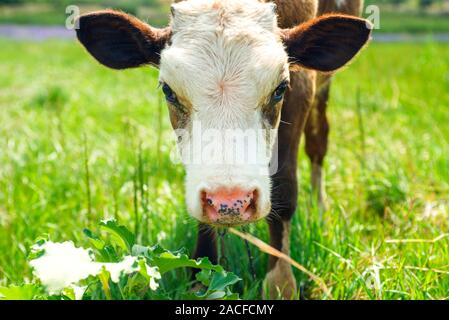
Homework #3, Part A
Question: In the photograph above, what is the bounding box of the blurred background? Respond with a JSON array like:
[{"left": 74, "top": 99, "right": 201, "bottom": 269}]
[
  {"left": 0, "top": 0, "right": 173, "bottom": 26},
  {"left": 0, "top": 0, "right": 447, "bottom": 31}
]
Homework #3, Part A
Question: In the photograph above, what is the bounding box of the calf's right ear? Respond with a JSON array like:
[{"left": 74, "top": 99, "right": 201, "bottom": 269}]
[{"left": 76, "top": 10, "right": 171, "bottom": 69}]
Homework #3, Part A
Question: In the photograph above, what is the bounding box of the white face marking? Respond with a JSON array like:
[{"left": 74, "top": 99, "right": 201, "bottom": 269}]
[{"left": 159, "top": 0, "right": 290, "bottom": 223}]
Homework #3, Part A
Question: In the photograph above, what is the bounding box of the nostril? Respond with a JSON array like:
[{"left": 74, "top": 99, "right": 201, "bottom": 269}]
[
  {"left": 201, "top": 190, "right": 212, "bottom": 208},
  {"left": 236, "top": 191, "right": 254, "bottom": 213},
  {"left": 251, "top": 189, "right": 259, "bottom": 210},
  {"left": 201, "top": 188, "right": 259, "bottom": 222},
  {"left": 242, "top": 189, "right": 258, "bottom": 220},
  {"left": 201, "top": 191, "right": 217, "bottom": 210}
]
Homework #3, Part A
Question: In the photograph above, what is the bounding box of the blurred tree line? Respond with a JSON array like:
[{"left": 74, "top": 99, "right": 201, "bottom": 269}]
[
  {"left": 0, "top": 0, "right": 446, "bottom": 16},
  {"left": 0, "top": 0, "right": 166, "bottom": 15},
  {"left": 0, "top": 0, "right": 160, "bottom": 4},
  {"left": 0, "top": 0, "right": 446, "bottom": 9},
  {"left": 1, "top": 0, "right": 445, "bottom": 31},
  {"left": 366, "top": 0, "right": 446, "bottom": 9}
]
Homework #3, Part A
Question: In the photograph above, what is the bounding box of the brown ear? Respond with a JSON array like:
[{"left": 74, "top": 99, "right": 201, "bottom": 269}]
[
  {"left": 76, "top": 10, "right": 171, "bottom": 69},
  {"left": 282, "top": 14, "right": 372, "bottom": 72}
]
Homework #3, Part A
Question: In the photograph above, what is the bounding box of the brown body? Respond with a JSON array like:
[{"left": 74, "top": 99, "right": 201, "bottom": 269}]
[{"left": 194, "top": 0, "right": 365, "bottom": 298}]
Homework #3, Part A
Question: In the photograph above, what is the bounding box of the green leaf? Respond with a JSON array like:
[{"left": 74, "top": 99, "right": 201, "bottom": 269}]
[
  {"left": 28, "top": 234, "right": 50, "bottom": 261},
  {"left": 84, "top": 228, "right": 118, "bottom": 262},
  {"left": 83, "top": 228, "right": 105, "bottom": 251},
  {"left": 136, "top": 258, "right": 151, "bottom": 281},
  {"left": 0, "top": 284, "right": 40, "bottom": 300},
  {"left": 184, "top": 269, "right": 241, "bottom": 300},
  {"left": 206, "top": 291, "right": 226, "bottom": 300},
  {"left": 99, "top": 219, "right": 135, "bottom": 253},
  {"left": 153, "top": 253, "right": 222, "bottom": 275},
  {"left": 131, "top": 244, "right": 149, "bottom": 256},
  {"left": 61, "top": 287, "right": 76, "bottom": 300},
  {"left": 98, "top": 267, "right": 112, "bottom": 300},
  {"left": 132, "top": 244, "right": 222, "bottom": 275},
  {"left": 208, "top": 271, "right": 241, "bottom": 292},
  {"left": 222, "top": 291, "right": 240, "bottom": 300},
  {"left": 196, "top": 269, "right": 212, "bottom": 287}
]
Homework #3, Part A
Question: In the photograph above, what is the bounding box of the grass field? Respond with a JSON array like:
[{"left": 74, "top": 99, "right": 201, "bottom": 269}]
[{"left": 0, "top": 39, "right": 448, "bottom": 299}]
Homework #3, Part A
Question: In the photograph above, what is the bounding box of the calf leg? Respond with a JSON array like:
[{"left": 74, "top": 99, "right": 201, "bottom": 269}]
[
  {"left": 264, "top": 70, "right": 316, "bottom": 299},
  {"left": 190, "top": 224, "right": 217, "bottom": 292},
  {"left": 193, "top": 223, "right": 218, "bottom": 264},
  {"left": 305, "top": 76, "right": 331, "bottom": 211},
  {"left": 265, "top": 171, "right": 298, "bottom": 299}
]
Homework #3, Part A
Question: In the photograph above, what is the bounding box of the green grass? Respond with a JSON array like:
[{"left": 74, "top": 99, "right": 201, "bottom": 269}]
[{"left": 0, "top": 39, "right": 448, "bottom": 300}]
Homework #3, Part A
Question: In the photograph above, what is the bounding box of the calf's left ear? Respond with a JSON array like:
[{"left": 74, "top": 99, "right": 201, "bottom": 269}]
[
  {"left": 282, "top": 14, "right": 372, "bottom": 72},
  {"left": 76, "top": 10, "right": 171, "bottom": 69}
]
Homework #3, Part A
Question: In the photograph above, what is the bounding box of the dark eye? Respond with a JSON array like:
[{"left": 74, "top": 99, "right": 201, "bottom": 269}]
[
  {"left": 272, "top": 81, "right": 288, "bottom": 102},
  {"left": 162, "top": 83, "right": 178, "bottom": 104}
]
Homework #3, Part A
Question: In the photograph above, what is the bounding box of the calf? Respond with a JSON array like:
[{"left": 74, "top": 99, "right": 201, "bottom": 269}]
[{"left": 76, "top": 0, "right": 370, "bottom": 299}]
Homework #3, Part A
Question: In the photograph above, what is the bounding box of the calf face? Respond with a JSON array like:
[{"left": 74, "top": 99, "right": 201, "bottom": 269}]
[{"left": 76, "top": 0, "right": 371, "bottom": 226}]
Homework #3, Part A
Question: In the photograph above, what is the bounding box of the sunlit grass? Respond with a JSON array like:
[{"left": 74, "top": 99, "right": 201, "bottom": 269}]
[{"left": 0, "top": 39, "right": 448, "bottom": 299}]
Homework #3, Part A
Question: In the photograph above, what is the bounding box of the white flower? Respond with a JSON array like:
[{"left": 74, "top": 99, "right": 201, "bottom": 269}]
[{"left": 29, "top": 241, "right": 159, "bottom": 294}]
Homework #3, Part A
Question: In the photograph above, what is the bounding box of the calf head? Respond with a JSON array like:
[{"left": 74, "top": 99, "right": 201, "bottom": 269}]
[{"left": 77, "top": 0, "right": 371, "bottom": 226}]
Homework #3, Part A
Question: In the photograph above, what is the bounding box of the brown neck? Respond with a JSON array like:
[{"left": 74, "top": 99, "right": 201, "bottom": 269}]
[{"left": 270, "top": 0, "right": 318, "bottom": 28}]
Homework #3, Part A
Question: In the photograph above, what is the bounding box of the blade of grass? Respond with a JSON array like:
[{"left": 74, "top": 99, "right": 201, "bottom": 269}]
[
  {"left": 385, "top": 233, "right": 449, "bottom": 244},
  {"left": 229, "top": 227, "right": 333, "bottom": 299},
  {"left": 83, "top": 133, "right": 92, "bottom": 220}
]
